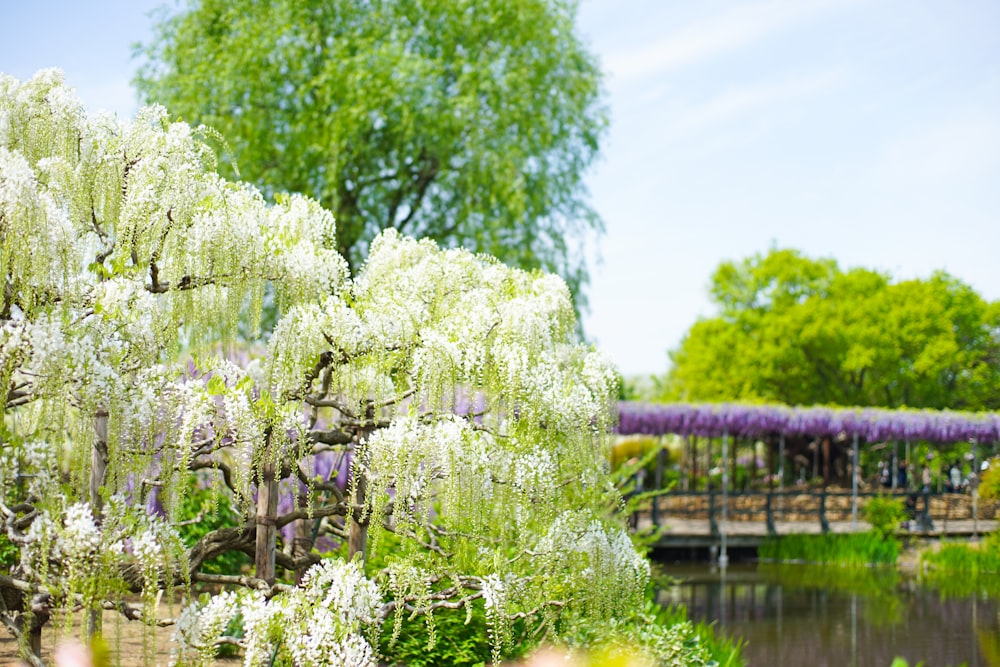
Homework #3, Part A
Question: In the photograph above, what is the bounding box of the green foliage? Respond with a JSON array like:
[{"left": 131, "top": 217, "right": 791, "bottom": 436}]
[
  {"left": 921, "top": 532, "right": 1000, "bottom": 583},
  {"left": 175, "top": 473, "right": 249, "bottom": 577},
  {"left": 378, "top": 601, "right": 507, "bottom": 667},
  {"left": 135, "top": 0, "right": 607, "bottom": 307},
  {"left": 979, "top": 458, "right": 1000, "bottom": 500},
  {"left": 368, "top": 534, "right": 742, "bottom": 667},
  {"left": 923, "top": 541, "right": 1000, "bottom": 572},
  {"left": 609, "top": 440, "right": 672, "bottom": 551},
  {"left": 884, "top": 532, "right": 1000, "bottom": 597},
  {"left": 664, "top": 248, "right": 1000, "bottom": 410},
  {"left": 362, "top": 532, "right": 505, "bottom": 665},
  {"left": 651, "top": 603, "right": 744, "bottom": 667},
  {"left": 555, "top": 601, "right": 721, "bottom": 667},
  {"left": 0, "top": 532, "right": 17, "bottom": 572},
  {"left": 758, "top": 532, "right": 900, "bottom": 566},
  {"left": 864, "top": 495, "right": 908, "bottom": 539}
]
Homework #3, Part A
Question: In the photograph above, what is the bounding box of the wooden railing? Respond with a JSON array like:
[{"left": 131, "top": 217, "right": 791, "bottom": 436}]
[{"left": 639, "top": 489, "right": 997, "bottom": 535}]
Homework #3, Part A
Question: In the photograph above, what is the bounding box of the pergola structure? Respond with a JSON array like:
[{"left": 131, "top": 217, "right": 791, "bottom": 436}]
[
  {"left": 618, "top": 402, "right": 999, "bottom": 443},
  {"left": 616, "top": 402, "right": 999, "bottom": 566}
]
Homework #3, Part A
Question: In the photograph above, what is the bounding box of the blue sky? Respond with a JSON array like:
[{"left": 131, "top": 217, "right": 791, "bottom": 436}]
[{"left": 2, "top": 1, "right": 998, "bottom": 376}]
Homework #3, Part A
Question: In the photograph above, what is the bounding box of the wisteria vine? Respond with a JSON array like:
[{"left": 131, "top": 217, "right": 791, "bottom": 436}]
[{"left": 618, "top": 402, "right": 999, "bottom": 443}]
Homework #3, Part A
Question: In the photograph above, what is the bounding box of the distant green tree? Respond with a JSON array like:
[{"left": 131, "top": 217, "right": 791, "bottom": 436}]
[
  {"left": 135, "top": 0, "right": 607, "bottom": 307},
  {"left": 664, "top": 249, "right": 1000, "bottom": 410}
]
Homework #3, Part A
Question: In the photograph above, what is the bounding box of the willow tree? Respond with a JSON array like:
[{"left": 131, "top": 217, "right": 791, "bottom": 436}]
[
  {"left": 135, "top": 0, "right": 607, "bottom": 308},
  {"left": 0, "top": 71, "right": 710, "bottom": 667}
]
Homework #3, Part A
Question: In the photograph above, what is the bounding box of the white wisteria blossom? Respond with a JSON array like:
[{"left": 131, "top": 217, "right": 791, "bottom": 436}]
[
  {"left": 173, "top": 590, "right": 241, "bottom": 667},
  {"left": 175, "top": 561, "right": 380, "bottom": 667},
  {"left": 0, "top": 69, "right": 664, "bottom": 667}
]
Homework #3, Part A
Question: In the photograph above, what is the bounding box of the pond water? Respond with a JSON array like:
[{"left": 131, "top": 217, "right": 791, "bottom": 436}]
[{"left": 657, "top": 563, "right": 1000, "bottom": 667}]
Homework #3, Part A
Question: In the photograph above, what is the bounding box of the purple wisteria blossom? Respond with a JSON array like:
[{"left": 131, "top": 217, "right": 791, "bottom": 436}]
[{"left": 617, "top": 402, "right": 999, "bottom": 444}]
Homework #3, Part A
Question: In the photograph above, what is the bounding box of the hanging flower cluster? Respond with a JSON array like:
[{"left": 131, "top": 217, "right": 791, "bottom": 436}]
[
  {"left": 0, "top": 69, "right": 655, "bottom": 667},
  {"left": 17, "top": 498, "right": 184, "bottom": 625},
  {"left": 173, "top": 560, "right": 381, "bottom": 667},
  {"left": 534, "top": 510, "right": 650, "bottom": 619}
]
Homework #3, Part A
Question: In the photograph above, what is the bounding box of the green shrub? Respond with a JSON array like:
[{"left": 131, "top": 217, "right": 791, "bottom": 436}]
[
  {"left": 651, "top": 603, "right": 744, "bottom": 667},
  {"left": 864, "top": 496, "right": 907, "bottom": 539},
  {"left": 379, "top": 600, "right": 511, "bottom": 667},
  {"left": 555, "top": 601, "right": 720, "bottom": 667}
]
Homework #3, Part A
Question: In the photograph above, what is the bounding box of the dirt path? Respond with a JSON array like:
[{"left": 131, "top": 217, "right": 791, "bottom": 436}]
[{"left": 1, "top": 609, "right": 187, "bottom": 667}]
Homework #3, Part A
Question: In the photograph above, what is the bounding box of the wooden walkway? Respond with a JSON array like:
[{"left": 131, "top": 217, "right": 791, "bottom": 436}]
[
  {"left": 638, "top": 517, "right": 997, "bottom": 548},
  {"left": 633, "top": 490, "right": 997, "bottom": 548}
]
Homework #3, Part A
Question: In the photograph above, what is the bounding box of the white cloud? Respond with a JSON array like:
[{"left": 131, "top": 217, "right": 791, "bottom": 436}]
[
  {"left": 656, "top": 68, "right": 849, "bottom": 145},
  {"left": 606, "top": 0, "right": 856, "bottom": 82}
]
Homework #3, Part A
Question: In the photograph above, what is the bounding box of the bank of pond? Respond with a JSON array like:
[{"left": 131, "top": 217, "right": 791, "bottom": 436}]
[
  {"left": 390, "top": 531, "right": 998, "bottom": 666},
  {"left": 654, "top": 530, "right": 1000, "bottom": 666}
]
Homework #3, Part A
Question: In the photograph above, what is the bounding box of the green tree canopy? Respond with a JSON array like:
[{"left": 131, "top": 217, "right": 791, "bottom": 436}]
[
  {"left": 135, "top": 0, "right": 607, "bottom": 307},
  {"left": 664, "top": 248, "right": 1000, "bottom": 410}
]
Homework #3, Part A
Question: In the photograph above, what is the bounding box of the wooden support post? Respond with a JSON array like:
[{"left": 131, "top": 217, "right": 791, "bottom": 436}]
[
  {"left": 919, "top": 490, "right": 934, "bottom": 531},
  {"left": 766, "top": 492, "right": 776, "bottom": 537},
  {"left": 689, "top": 435, "right": 696, "bottom": 490},
  {"left": 87, "top": 410, "right": 109, "bottom": 641},
  {"left": 730, "top": 432, "right": 737, "bottom": 491},
  {"left": 29, "top": 625, "right": 42, "bottom": 659},
  {"left": 684, "top": 436, "right": 691, "bottom": 491},
  {"left": 813, "top": 439, "right": 819, "bottom": 482},
  {"left": 348, "top": 402, "right": 376, "bottom": 564},
  {"left": 652, "top": 442, "right": 665, "bottom": 528},
  {"left": 720, "top": 430, "right": 729, "bottom": 569},
  {"left": 819, "top": 488, "right": 830, "bottom": 534},
  {"left": 348, "top": 474, "right": 369, "bottom": 562},
  {"left": 90, "top": 411, "right": 109, "bottom": 516},
  {"left": 255, "top": 459, "right": 278, "bottom": 585},
  {"left": 905, "top": 440, "right": 911, "bottom": 489},
  {"left": 705, "top": 436, "right": 712, "bottom": 491},
  {"left": 822, "top": 437, "right": 831, "bottom": 486},
  {"left": 255, "top": 428, "right": 278, "bottom": 585},
  {"left": 891, "top": 440, "right": 899, "bottom": 492},
  {"left": 654, "top": 440, "right": 664, "bottom": 490},
  {"left": 778, "top": 433, "right": 785, "bottom": 516},
  {"left": 973, "top": 442, "right": 980, "bottom": 539},
  {"left": 709, "top": 490, "right": 719, "bottom": 537},
  {"left": 292, "top": 495, "right": 314, "bottom": 584},
  {"left": 851, "top": 433, "right": 859, "bottom": 532}
]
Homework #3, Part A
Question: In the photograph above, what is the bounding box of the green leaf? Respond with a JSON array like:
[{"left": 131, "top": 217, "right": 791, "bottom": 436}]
[{"left": 206, "top": 374, "right": 226, "bottom": 396}]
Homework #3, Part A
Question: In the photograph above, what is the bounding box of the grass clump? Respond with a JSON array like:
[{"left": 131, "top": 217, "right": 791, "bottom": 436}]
[
  {"left": 921, "top": 530, "right": 1000, "bottom": 588},
  {"left": 759, "top": 532, "right": 900, "bottom": 566}
]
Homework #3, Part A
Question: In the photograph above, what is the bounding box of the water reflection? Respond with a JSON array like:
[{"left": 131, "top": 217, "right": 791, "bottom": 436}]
[{"left": 657, "top": 564, "right": 1000, "bottom": 667}]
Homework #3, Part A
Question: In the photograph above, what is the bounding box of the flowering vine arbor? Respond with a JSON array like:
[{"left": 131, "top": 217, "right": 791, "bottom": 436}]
[
  {"left": 0, "top": 71, "right": 686, "bottom": 667},
  {"left": 618, "top": 402, "right": 1000, "bottom": 445},
  {"left": 617, "top": 402, "right": 999, "bottom": 562}
]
